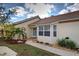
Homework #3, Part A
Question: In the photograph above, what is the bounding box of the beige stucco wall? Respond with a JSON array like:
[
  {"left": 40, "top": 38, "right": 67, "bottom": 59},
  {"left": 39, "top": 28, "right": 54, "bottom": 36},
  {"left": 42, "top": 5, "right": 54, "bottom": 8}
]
[
  {"left": 15, "top": 18, "right": 39, "bottom": 38},
  {"left": 37, "top": 21, "right": 79, "bottom": 46},
  {"left": 57, "top": 21, "right": 79, "bottom": 47}
]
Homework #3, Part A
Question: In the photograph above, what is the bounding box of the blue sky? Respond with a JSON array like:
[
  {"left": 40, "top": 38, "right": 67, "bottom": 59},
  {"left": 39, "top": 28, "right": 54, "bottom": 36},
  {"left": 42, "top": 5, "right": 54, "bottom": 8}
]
[{"left": 1, "top": 3, "right": 79, "bottom": 22}]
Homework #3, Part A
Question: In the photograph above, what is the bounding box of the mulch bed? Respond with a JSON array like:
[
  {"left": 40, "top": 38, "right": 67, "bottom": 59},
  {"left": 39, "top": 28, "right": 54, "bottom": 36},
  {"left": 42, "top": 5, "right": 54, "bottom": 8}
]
[
  {"left": 51, "top": 43, "right": 76, "bottom": 52},
  {"left": 5, "top": 39, "right": 27, "bottom": 44}
]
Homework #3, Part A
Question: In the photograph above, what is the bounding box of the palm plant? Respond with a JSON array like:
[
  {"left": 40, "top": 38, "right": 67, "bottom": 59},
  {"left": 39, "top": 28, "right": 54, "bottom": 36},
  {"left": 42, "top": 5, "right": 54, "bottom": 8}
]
[
  {"left": 3, "top": 24, "right": 15, "bottom": 40},
  {"left": 13, "top": 28, "right": 27, "bottom": 40},
  {"left": 3, "top": 24, "right": 27, "bottom": 40}
]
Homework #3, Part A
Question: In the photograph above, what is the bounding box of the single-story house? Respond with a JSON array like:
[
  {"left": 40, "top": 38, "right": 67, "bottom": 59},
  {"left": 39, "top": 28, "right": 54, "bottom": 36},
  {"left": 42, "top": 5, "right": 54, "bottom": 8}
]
[{"left": 14, "top": 11, "right": 79, "bottom": 47}]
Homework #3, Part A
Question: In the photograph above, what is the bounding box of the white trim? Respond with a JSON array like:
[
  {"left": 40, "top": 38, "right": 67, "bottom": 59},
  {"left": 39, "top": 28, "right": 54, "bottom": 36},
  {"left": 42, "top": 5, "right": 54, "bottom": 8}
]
[
  {"left": 36, "top": 18, "right": 79, "bottom": 26},
  {"left": 58, "top": 17, "right": 79, "bottom": 22}
]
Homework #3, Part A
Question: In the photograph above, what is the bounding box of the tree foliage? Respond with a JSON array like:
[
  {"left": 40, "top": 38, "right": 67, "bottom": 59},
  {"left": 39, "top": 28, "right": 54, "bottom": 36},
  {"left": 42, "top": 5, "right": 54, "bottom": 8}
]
[{"left": 0, "top": 4, "right": 27, "bottom": 40}]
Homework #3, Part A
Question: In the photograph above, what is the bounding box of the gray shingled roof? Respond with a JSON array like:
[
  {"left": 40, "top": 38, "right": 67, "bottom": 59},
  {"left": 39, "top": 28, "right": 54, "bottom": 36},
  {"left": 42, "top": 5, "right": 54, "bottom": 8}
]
[
  {"left": 33, "top": 11, "right": 79, "bottom": 24},
  {"left": 13, "top": 16, "right": 40, "bottom": 25}
]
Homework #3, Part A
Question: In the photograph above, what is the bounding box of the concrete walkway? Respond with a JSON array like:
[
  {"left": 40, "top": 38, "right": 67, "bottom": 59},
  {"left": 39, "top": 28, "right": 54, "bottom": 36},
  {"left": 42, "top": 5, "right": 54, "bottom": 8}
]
[
  {"left": 25, "top": 40, "right": 79, "bottom": 56},
  {"left": 0, "top": 46, "right": 17, "bottom": 56}
]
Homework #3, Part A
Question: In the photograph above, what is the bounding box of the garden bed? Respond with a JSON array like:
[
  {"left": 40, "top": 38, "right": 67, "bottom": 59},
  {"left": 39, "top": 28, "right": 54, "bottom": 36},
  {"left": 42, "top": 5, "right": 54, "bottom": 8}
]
[
  {"left": 5, "top": 39, "right": 26, "bottom": 44},
  {"left": 51, "top": 43, "right": 76, "bottom": 52}
]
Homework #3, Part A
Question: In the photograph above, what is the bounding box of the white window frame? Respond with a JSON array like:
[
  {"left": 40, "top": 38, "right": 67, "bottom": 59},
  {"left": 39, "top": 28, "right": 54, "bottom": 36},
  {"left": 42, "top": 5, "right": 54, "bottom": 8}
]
[
  {"left": 39, "top": 26, "right": 44, "bottom": 36},
  {"left": 44, "top": 25, "right": 50, "bottom": 36},
  {"left": 38, "top": 25, "right": 50, "bottom": 36}
]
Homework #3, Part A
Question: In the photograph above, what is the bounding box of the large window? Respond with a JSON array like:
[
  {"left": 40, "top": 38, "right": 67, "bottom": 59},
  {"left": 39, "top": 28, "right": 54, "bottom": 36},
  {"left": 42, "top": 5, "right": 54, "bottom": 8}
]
[
  {"left": 44, "top": 25, "right": 50, "bottom": 36},
  {"left": 39, "top": 26, "right": 43, "bottom": 36},
  {"left": 53, "top": 25, "right": 57, "bottom": 37},
  {"left": 39, "top": 25, "right": 50, "bottom": 36}
]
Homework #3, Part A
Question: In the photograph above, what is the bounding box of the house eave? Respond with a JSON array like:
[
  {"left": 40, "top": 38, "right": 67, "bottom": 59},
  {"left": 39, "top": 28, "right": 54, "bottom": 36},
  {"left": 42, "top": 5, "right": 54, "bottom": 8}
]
[{"left": 58, "top": 18, "right": 79, "bottom": 23}]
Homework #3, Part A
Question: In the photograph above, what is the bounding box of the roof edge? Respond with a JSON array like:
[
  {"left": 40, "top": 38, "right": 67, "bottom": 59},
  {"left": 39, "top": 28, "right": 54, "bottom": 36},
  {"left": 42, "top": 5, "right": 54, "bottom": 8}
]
[{"left": 13, "top": 15, "right": 40, "bottom": 25}]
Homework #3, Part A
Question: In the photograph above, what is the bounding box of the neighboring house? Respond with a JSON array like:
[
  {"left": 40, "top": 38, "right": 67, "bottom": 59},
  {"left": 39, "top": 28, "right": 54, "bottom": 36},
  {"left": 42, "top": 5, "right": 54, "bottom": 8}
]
[{"left": 15, "top": 11, "right": 79, "bottom": 47}]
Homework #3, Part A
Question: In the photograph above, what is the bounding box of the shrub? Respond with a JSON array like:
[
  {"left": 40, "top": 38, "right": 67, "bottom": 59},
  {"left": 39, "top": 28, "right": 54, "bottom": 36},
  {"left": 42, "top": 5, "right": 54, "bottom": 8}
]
[
  {"left": 58, "top": 37, "right": 76, "bottom": 49},
  {"left": 66, "top": 40, "right": 76, "bottom": 49},
  {"left": 58, "top": 38, "right": 66, "bottom": 47}
]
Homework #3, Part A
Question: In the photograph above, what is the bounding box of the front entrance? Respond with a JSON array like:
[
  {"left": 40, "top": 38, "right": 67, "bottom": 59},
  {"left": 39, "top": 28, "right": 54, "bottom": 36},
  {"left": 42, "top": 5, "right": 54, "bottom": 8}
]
[{"left": 32, "top": 27, "right": 37, "bottom": 37}]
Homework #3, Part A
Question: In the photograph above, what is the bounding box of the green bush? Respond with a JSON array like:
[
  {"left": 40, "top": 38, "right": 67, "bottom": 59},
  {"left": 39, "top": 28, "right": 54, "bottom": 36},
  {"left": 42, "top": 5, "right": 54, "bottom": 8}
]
[
  {"left": 58, "top": 38, "right": 66, "bottom": 47},
  {"left": 58, "top": 37, "right": 76, "bottom": 49},
  {"left": 66, "top": 40, "right": 76, "bottom": 49}
]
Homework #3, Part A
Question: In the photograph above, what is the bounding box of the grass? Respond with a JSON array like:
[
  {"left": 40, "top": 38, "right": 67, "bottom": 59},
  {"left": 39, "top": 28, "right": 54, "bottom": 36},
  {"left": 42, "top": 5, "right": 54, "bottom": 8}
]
[{"left": 0, "top": 40, "right": 58, "bottom": 56}]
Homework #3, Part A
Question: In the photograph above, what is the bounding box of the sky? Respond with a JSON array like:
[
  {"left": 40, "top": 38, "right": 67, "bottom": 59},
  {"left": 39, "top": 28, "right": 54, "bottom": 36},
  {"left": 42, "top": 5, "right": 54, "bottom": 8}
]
[{"left": 1, "top": 3, "right": 79, "bottom": 22}]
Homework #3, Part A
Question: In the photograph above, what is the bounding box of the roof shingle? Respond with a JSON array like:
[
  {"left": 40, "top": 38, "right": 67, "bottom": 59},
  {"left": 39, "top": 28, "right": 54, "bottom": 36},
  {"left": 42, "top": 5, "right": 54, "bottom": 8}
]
[
  {"left": 14, "top": 16, "right": 40, "bottom": 25},
  {"left": 34, "top": 11, "right": 79, "bottom": 24}
]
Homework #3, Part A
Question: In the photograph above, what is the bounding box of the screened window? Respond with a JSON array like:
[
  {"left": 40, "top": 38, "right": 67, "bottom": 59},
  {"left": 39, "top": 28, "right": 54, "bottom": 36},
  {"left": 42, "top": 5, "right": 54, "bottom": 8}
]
[
  {"left": 39, "top": 26, "right": 43, "bottom": 31},
  {"left": 44, "top": 31, "right": 50, "bottom": 36},
  {"left": 44, "top": 25, "right": 50, "bottom": 31},
  {"left": 39, "top": 25, "right": 50, "bottom": 36},
  {"left": 44, "top": 25, "right": 50, "bottom": 36},
  {"left": 39, "top": 31, "right": 43, "bottom": 36},
  {"left": 53, "top": 25, "right": 57, "bottom": 37},
  {"left": 39, "top": 26, "right": 44, "bottom": 36}
]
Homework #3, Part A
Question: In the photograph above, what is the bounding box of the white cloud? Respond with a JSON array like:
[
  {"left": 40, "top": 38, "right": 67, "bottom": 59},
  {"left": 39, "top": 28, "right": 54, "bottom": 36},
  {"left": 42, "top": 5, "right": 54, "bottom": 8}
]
[
  {"left": 26, "top": 13, "right": 37, "bottom": 18},
  {"left": 11, "top": 17, "right": 17, "bottom": 20},
  {"left": 25, "top": 3, "right": 54, "bottom": 18},
  {"left": 67, "top": 3, "right": 79, "bottom": 12},
  {"left": 11, "top": 6, "right": 27, "bottom": 17},
  {"left": 10, "top": 4, "right": 55, "bottom": 19},
  {"left": 10, "top": 17, "right": 18, "bottom": 22},
  {"left": 58, "top": 3, "right": 79, "bottom": 15},
  {"left": 58, "top": 9, "right": 69, "bottom": 14}
]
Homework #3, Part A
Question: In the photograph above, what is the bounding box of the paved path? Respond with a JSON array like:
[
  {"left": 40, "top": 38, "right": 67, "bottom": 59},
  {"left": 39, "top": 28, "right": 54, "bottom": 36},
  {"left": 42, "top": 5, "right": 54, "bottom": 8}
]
[
  {"left": 25, "top": 40, "right": 79, "bottom": 56},
  {"left": 0, "top": 46, "right": 17, "bottom": 56}
]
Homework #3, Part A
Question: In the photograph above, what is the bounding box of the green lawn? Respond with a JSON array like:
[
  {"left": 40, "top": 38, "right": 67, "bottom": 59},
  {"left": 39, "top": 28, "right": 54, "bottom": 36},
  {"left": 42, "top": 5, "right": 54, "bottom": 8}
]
[{"left": 0, "top": 40, "right": 58, "bottom": 56}]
